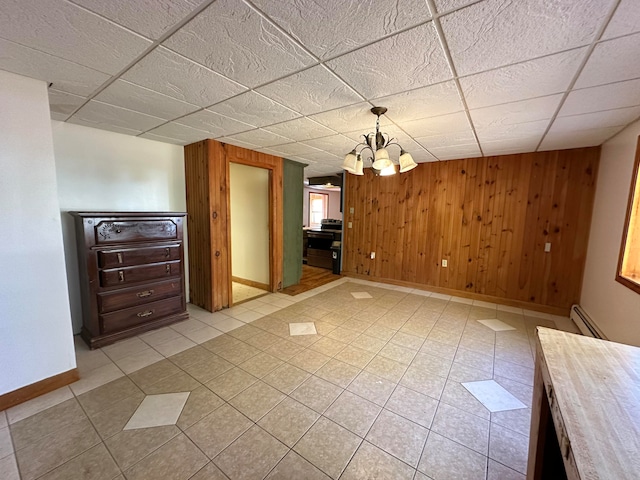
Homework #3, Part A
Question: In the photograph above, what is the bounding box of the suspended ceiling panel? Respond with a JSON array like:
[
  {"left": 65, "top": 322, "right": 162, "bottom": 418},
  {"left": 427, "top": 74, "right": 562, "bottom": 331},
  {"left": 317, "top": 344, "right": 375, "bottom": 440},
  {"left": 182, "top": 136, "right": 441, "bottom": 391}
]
[{"left": 0, "top": 0, "right": 638, "bottom": 177}]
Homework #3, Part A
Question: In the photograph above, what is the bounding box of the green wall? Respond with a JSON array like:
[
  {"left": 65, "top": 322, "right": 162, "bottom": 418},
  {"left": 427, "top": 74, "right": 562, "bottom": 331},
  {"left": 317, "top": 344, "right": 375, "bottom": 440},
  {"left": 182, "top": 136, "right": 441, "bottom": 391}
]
[{"left": 282, "top": 159, "right": 305, "bottom": 288}]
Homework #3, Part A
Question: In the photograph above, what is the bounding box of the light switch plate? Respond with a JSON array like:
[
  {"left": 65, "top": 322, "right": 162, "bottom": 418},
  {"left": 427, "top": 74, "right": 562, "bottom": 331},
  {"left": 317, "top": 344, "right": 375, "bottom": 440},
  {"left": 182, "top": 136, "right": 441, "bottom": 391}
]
[
  {"left": 544, "top": 242, "right": 551, "bottom": 252},
  {"left": 442, "top": 259, "right": 448, "bottom": 267}
]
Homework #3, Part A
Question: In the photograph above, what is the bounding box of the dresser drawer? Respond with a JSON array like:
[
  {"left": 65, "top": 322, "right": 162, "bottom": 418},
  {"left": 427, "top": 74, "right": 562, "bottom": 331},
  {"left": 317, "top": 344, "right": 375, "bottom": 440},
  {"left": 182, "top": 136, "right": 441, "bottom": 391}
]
[
  {"left": 100, "top": 296, "right": 184, "bottom": 334},
  {"left": 98, "top": 245, "right": 180, "bottom": 269},
  {"left": 97, "top": 279, "right": 183, "bottom": 313},
  {"left": 100, "top": 261, "right": 181, "bottom": 287},
  {"left": 94, "top": 219, "right": 179, "bottom": 245}
]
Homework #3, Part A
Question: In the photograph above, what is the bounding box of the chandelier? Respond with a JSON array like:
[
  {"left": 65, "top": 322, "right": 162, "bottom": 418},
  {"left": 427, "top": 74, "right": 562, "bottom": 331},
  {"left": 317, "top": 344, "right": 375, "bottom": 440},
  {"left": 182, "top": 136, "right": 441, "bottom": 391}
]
[{"left": 342, "top": 106, "right": 417, "bottom": 176}]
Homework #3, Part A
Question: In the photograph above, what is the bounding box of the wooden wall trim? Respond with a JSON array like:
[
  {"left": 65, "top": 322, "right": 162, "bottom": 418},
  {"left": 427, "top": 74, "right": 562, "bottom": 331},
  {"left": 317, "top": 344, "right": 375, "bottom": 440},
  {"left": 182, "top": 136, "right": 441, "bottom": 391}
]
[
  {"left": 0, "top": 368, "right": 79, "bottom": 411},
  {"left": 343, "top": 147, "right": 600, "bottom": 311},
  {"left": 343, "top": 272, "right": 569, "bottom": 316}
]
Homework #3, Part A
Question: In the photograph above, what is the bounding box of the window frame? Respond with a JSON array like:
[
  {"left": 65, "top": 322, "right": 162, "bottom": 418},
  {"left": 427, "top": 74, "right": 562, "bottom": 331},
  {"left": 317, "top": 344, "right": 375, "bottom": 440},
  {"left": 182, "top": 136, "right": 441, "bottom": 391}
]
[
  {"left": 308, "top": 192, "right": 329, "bottom": 229},
  {"left": 616, "top": 136, "right": 640, "bottom": 294}
]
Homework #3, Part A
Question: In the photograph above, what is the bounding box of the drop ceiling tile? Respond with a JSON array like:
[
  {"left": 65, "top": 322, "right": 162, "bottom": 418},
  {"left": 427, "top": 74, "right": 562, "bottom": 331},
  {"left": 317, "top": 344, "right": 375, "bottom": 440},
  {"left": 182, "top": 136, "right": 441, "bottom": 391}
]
[
  {"left": 293, "top": 151, "right": 341, "bottom": 166},
  {"left": 0, "top": 38, "right": 110, "bottom": 97},
  {"left": 469, "top": 95, "right": 563, "bottom": 128},
  {"left": 602, "top": 0, "right": 640, "bottom": 39},
  {"left": 216, "top": 137, "right": 260, "bottom": 150},
  {"left": 553, "top": 106, "right": 640, "bottom": 132},
  {"left": 460, "top": 48, "right": 587, "bottom": 109},
  {"left": 560, "top": 78, "right": 640, "bottom": 116},
  {"left": 163, "top": 0, "right": 315, "bottom": 87},
  {"left": 0, "top": 0, "right": 152, "bottom": 74},
  {"left": 397, "top": 111, "right": 471, "bottom": 138},
  {"left": 122, "top": 47, "right": 246, "bottom": 107},
  {"left": 374, "top": 81, "right": 464, "bottom": 123},
  {"left": 146, "top": 122, "right": 210, "bottom": 143},
  {"left": 474, "top": 120, "right": 549, "bottom": 143},
  {"left": 309, "top": 103, "right": 393, "bottom": 132},
  {"left": 429, "top": 144, "right": 482, "bottom": 160},
  {"left": 51, "top": 112, "right": 71, "bottom": 122},
  {"left": 175, "top": 110, "right": 254, "bottom": 137},
  {"left": 432, "top": 0, "right": 477, "bottom": 13},
  {"left": 304, "top": 164, "right": 342, "bottom": 176},
  {"left": 225, "top": 129, "right": 294, "bottom": 148},
  {"left": 415, "top": 128, "right": 477, "bottom": 149},
  {"left": 68, "top": 117, "right": 142, "bottom": 136},
  {"left": 267, "top": 142, "right": 324, "bottom": 157},
  {"left": 71, "top": 100, "right": 165, "bottom": 132},
  {"left": 139, "top": 132, "right": 188, "bottom": 145},
  {"left": 441, "top": 0, "right": 611, "bottom": 76},
  {"left": 409, "top": 148, "right": 438, "bottom": 163},
  {"left": 252, "top": 0, "right": 430, "bottom": 60},
  {"left": 575, "top": 34, "right": 640, "bottom": 89},
  {"left": 303, "top": 135, "right": 356, "bottom": 155},
  {"left": 48, "top": 89, "right": 86, "bottom": 116},
  {"left": 69, "top": 0, "right": 206, "bottom": 40},
  {"left": 207, "top": 91, "right": 300, "bottom": 128},
  {"left": 480, "top": 136, "right": 543, "bottom": 156},
  {"left": 262, "top": 118, "right": 336, "bottom": 142},
  {"left": 94, "top": 80, "right": 200, "bottom": 120},
  {"left": 256, "top": 65, "right": 362, "bottom": 115},
  {"left": 539, "top": 126, "right": 624, "bottom": 151},
  {"left": 327, "top": 23, "right": 452, "bottom": 99}
]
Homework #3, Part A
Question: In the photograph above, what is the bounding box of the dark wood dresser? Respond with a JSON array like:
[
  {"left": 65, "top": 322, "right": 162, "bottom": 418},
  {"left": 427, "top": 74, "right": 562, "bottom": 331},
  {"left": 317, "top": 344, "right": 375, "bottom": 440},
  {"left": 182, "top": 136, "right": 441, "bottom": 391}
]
[{"left": 70, "top": 212, "right": 188, "bottom": 349}]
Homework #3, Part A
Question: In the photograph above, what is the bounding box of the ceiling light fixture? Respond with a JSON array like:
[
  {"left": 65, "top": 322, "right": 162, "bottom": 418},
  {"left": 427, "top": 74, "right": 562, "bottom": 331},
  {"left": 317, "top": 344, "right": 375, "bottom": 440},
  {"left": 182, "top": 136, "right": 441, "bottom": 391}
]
[{"left": 342, "top": 106, "right": 417, "bottom": 176}]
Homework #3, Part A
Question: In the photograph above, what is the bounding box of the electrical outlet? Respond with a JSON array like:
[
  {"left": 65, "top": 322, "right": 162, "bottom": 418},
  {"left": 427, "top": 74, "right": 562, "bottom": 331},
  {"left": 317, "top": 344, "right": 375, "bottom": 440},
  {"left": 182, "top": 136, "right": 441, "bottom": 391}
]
[
  {"left": 348, "top": 221, "right": 353, "bottom": 229},
  {"left": 349, "top": 207, "right": 354, "bottom": 214},
  {"left": 544, "top": 242, "right": 551, "bottom": 252},
  {"left": 370, "top": 252, "right": 376, "bottom": 259},
  {"left": 442, "top": 259, "right": 448, "bottom": 267}
]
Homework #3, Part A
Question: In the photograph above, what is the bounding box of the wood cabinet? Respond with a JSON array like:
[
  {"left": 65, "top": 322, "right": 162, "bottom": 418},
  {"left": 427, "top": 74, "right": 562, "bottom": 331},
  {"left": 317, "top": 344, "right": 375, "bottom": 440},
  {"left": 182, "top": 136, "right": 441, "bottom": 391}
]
[{"left": 70, "top": 212, "right": 188, "bottom": 349}]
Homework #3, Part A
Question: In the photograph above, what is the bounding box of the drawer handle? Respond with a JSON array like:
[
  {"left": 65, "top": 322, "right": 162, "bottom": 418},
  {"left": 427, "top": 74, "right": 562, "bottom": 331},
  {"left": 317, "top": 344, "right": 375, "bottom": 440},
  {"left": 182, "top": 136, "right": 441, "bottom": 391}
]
[
  {"left": 115, "top": 228, "right": 122, "bottom": 234},
  {"left": 118, "top": 271, "right": 125, "bottom": 282},
  {"left": 137, "top": 310, "right": 154, "bottom": 318},
  {"left": 165, "top": 248, "right": 170, "bottom": 257},
  {"left": 136, "top": 289, "right": 154, "bottom": 298},
  {"left": 117, "top": 252, "right": 123, "bottom": 264},
  {"left": 165, "top": 264, "right": 171, "bottom": 274}
]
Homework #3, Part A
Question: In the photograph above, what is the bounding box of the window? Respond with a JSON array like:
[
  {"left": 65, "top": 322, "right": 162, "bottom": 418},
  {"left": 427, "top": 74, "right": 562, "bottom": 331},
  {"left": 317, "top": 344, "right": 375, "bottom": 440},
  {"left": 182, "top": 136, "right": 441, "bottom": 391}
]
[
  {"left": 309, "top": 192, "right": 328, "bottom": 228},
  {"left": 617, "top": 136, "right": 640, "bottom": 294}
]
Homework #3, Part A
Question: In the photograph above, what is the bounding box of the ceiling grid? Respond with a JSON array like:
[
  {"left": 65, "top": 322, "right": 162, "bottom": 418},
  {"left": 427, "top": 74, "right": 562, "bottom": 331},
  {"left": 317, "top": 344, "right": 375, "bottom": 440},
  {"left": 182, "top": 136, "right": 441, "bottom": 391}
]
[{"left": 1, "top": 0, "right": 638, "bottom": 177}]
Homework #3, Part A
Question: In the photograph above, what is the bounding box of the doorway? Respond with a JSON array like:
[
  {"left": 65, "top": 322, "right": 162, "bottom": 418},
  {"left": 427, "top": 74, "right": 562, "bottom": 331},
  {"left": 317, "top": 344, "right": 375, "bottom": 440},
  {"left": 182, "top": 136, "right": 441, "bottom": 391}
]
[{"left": 229, "top": 162, "right": 270, "bottom": 304}]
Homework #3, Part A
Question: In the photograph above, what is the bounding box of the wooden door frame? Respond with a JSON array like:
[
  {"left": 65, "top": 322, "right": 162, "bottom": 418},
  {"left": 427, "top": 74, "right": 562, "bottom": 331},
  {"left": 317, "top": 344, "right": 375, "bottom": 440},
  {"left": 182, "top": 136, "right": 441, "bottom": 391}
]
[{"left": 223, "top": 143, "right": 283, "bottom": 305}]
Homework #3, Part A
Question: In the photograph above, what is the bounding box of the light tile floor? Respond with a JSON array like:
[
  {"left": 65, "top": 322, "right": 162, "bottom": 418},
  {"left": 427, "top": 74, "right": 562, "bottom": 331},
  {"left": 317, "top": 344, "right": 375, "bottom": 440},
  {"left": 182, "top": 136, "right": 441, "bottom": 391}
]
[
  {"left": 0, "top": 279, "right": 580, "bottom": 480},
  {"left": 232, "top": 282, "right": 269, "bottom": 304}
]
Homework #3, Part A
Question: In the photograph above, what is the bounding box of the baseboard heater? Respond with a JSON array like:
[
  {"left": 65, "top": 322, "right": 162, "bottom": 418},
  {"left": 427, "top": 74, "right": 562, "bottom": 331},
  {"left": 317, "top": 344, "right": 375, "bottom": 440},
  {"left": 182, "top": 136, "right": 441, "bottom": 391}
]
[{"left": 570, "top": 304, "right": 606, "bottom": 339}]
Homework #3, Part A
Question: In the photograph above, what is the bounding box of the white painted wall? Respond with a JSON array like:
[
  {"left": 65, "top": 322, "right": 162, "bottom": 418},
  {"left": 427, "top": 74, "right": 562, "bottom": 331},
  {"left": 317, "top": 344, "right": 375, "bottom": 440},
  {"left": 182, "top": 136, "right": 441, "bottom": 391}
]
[
  {"left": 230, "top": 163, "right": 270, "bottom": 285},
  {"left": 0, "top": 71, "right": 76, "bottom": 395},
  {"left": 52, "top": 121, "right": 187, "bottom": 333},
  {"left": 303, "top": 187, "right": 342, "bottom": 227},
  {"left": 581, "top": 119, "right": 640, "bottom": 345}
]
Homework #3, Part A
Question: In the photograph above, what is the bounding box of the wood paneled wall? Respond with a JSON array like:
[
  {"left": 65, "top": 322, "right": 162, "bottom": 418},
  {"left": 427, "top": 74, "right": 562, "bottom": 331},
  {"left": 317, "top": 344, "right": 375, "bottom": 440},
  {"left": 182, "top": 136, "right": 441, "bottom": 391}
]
[
  {"left": 343, "top": 147, "right": 600, "bottom": 312},
  {"left": 184, "top": 139, "right": 283, "bottom": 311}
]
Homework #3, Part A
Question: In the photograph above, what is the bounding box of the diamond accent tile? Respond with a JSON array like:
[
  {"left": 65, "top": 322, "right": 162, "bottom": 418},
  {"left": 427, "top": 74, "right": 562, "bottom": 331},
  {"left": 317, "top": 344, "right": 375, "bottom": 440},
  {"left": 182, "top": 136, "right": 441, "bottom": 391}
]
[
  {"left": 477, "top": 319, "right": 517, "bottom": 332},
  {"left": 462, "top": 380, "right": 527, "bottom": 413},
  {"left": 289, "top": 322, "right": 317, "bottom": 336},
  {"left": 351, "top": 292, "right": 373, "bottom": 299},
  {"left": 124, "top": 393, "right": 190, "bottom": 430}
]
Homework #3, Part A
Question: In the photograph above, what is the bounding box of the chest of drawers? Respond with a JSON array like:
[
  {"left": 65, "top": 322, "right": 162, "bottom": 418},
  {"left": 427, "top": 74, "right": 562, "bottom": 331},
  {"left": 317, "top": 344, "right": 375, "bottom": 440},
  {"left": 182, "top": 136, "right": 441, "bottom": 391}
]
[{"left": 70, "top": 212, "right": 188, "bottom": 348}]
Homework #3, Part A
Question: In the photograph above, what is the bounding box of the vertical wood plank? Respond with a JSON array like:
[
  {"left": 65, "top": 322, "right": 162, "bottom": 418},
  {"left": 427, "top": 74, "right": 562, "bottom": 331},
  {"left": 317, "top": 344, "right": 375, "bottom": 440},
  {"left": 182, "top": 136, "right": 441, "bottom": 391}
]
[{"left": 341, "top": 147, "right": 600, "bottom": 311}]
